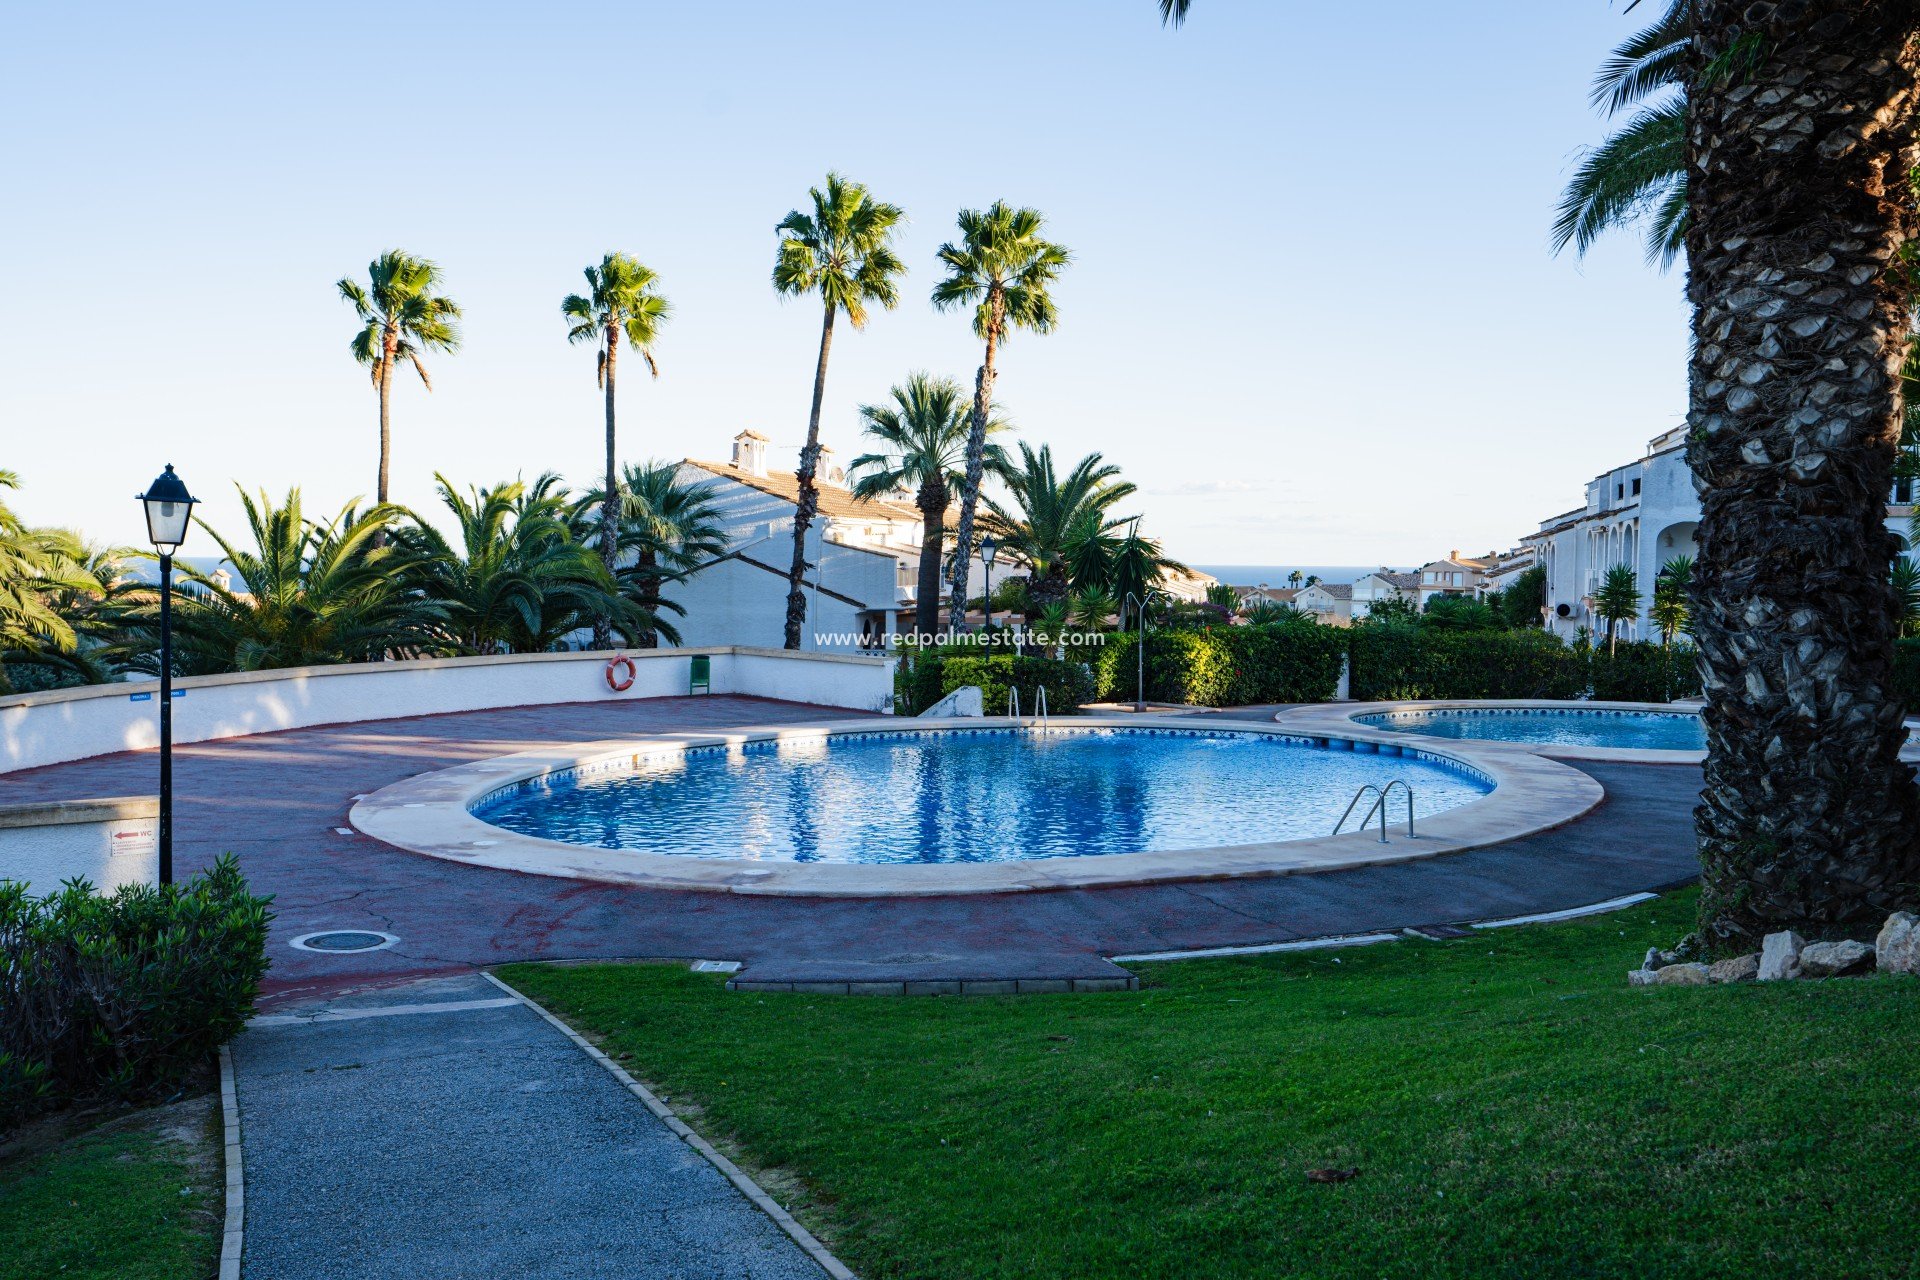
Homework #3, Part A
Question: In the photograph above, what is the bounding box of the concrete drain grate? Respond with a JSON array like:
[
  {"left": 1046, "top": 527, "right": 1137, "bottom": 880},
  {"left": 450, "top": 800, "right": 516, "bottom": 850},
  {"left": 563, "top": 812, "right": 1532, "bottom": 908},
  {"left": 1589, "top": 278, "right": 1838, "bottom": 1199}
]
[{"left": 288, "top": 930, "right": 398, "bottom": 954}]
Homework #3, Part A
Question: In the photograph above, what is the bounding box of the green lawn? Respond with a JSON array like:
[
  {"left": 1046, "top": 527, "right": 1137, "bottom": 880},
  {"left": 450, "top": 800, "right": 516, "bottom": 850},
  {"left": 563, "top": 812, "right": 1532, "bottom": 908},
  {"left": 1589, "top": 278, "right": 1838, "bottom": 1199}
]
[
  {"left": 0, "top": 1096, "right": 221, "bottom": 1280},
  {"left": 501, "top": 892, "right": 1920, "bottom": 1280}
]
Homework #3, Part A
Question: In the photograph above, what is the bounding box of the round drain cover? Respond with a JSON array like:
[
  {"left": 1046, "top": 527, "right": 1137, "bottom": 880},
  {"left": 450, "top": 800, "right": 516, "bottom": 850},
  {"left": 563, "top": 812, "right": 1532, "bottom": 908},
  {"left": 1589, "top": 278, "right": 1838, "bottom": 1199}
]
[{"left": 289, "top": 930, "right": 398, "bottom": 954}]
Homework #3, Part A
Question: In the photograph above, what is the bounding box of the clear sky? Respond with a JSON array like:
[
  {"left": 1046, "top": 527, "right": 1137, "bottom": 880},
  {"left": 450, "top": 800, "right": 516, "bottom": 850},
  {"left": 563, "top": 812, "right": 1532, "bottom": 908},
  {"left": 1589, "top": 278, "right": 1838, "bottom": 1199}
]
[{"left": 0, "top": 1, "right": 1687, "bottom": 567}]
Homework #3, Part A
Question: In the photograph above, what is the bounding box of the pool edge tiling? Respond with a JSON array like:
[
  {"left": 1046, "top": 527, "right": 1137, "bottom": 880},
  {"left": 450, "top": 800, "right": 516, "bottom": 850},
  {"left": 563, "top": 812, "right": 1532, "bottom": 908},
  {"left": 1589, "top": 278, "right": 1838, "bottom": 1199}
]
[
  {"left": 1277, "top": 700, "right": 1714, "bottom": 765},
  {"left": 349, "top": 716, "right": 1604, "bottom": 897}
]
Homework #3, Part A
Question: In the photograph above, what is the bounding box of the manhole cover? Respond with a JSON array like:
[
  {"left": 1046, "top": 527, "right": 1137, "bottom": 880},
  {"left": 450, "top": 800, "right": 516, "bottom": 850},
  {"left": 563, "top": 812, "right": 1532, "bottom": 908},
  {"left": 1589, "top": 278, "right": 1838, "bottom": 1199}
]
[{"left": 289, "top": 930, "right": 398, "bottom": 954}]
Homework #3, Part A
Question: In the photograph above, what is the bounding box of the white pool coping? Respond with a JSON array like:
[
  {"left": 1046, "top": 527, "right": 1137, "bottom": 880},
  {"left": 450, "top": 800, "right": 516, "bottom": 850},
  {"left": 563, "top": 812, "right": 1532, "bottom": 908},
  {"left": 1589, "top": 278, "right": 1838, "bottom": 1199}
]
[{"left": 348, "top": 716, "right": 1604, "bottom": 897}]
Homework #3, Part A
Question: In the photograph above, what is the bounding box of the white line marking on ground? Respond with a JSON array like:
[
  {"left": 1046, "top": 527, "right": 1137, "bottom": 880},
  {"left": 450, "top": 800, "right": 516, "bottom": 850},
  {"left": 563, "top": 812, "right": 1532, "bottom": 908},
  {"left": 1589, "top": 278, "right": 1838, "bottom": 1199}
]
[
  {"left": 1111, "top": 932, "right": 1400, "bottom": 963},
  {"left": 1470, "top": 892, "right": 1658, "bottom": 930},
  {"left": 690, "top": 959, "right": 743, "bottom": 973},
  {"left": 217, "top": 1046, "right": 244, "bottom": 1280},
  {"left": 249, "top": 997, "right": 520, "bottom": 1028},
  {"left": 481, "top": 970, "right": 857, "bottom": 1280}
]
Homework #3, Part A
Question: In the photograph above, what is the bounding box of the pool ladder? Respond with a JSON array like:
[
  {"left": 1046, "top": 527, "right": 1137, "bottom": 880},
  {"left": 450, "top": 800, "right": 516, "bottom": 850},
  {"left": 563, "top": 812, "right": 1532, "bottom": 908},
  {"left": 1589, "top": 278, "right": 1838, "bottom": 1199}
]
[
  {"left": 1333, "top": 780, "right": 1415, "bottom": 843},
  {"left": 1006, "top": 686, "right": 1050, "bottom": 733}
]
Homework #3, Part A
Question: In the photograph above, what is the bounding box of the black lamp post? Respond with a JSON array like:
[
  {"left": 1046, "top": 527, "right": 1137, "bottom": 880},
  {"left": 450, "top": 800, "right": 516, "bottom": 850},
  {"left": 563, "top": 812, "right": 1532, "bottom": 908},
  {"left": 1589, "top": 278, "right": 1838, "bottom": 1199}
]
[
  {"left": 979, "top": 536, "right": 998, "bottom": 631},
  {"left": 137, "top": 464, "right": 196, "bottom": 886},
  {"left": 1124, "top": 589, "right": 1162, "bottom": 713}
]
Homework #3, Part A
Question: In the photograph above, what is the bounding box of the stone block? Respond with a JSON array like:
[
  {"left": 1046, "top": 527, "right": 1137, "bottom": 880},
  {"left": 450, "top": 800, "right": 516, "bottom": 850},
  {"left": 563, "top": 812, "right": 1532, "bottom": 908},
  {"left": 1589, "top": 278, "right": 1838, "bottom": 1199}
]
[
  {"left": 1798, "top": 939, "right": 1875, "bottom": 978},
  {"left": 1652, "top": 962, "right": 1710, "bottom": 986},
  {"left": 1708, "top": 954, "right": 1760, "bottom": 984},
  {"left": 1876, "top": 911, "right": 1920, "bottom": 976},
  {"left": 1757, "top": 930, "right": 1805, "bottom": 981}
]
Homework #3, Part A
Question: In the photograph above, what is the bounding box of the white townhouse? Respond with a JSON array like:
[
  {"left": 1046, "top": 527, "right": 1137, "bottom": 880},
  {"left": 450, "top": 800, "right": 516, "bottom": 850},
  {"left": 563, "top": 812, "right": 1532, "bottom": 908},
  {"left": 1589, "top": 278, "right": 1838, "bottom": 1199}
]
[
  {"left": 1351, "top": 570, "right": 1419, "bottom": 620},
  {"left": 1412, "top": 551, "right": 1497, "bottom": 607},
  {"left": 1296, "top": 581, "right": 1352, "bottom": 626},
  {"left": 1521, "top": 424, "right": 1914, "bottom": 643},
  {"left": 664, "top": 431, "right": 981, "bottom": 653}
]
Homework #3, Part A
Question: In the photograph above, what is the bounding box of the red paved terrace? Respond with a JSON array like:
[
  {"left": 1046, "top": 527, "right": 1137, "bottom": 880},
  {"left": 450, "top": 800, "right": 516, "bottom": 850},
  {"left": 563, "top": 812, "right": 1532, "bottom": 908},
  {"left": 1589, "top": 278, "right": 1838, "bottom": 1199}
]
[{"left": 3, "top": 695, "right": 1702, "bottom": 1005}]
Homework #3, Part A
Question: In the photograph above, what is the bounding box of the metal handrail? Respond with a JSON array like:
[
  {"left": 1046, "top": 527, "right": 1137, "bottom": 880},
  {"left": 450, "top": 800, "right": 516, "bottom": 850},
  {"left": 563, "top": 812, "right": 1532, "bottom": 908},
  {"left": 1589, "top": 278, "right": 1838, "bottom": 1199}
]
[
  {"left": 1007, "top": 687, "right": 1021, "bottom": 720},
  {"left": 1035, "top": 686, "right": 1049, "bottom": 733},
  {"left": 1332, "top": 779, "right": 1416, "bottom": 843}
]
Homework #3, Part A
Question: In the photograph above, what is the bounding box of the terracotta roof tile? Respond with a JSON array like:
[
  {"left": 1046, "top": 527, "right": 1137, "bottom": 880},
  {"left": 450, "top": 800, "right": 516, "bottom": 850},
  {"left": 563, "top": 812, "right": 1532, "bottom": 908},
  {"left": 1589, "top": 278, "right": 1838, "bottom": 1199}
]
[{"left": 686, "top": 461, "right": 922, "bottom": 523}]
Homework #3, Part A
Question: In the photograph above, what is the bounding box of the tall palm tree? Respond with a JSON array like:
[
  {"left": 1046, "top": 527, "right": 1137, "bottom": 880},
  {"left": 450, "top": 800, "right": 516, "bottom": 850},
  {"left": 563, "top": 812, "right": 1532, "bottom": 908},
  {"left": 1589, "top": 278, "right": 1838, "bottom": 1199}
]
[
  {"left": 1592, "top": 565, "right": 1640, "bottom": 656},
  {"left": 930, "top": 202, "right": 1071, "bottom": 630},
  {"left": 979, "top": 443, "right": 1132, "bottom": 626},
  {"left": 772, "top": 174, "right": 906, "bottom": 650},
  {"left": 118, "top": 489, "right": 441, "bottom": 675},
  {"left": 1683, "top": 4, "right": 1920, "bottom": 949},
  {"left": 338, "top": 251, "right": 462, "bottom": 505},
  {"left": 586, "top": 461, "right": 730, "bottom": 649},
  {"left": 562, "top": 253, "right": 671, "bottom": 649},
  {"left": 0, "top": 471, "right": 104, "bottom": 689},
  {"left": 847, "top": 373, "right": 1012, "bottom": 637},
  {"left": 398, "top": 474, "right": 634, "bottom": 655}
]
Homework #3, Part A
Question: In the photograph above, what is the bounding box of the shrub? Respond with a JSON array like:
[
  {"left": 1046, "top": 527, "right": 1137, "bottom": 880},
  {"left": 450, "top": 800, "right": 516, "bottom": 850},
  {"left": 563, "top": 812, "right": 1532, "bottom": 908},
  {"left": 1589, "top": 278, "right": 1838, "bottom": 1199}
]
[
  {"left": 1895, "top": 638, "right": 1920, "bottom": 712},
  {"left": 1590, "top": 641, "right": 1702, "bottom": 702},
  {"left": 934, "top": 654, "right": 1096, "bottom": 715},
  {"left": 1092, "top": 624, "right": 1346, "bottom": 706},
  {"left": 0, "top": 855, "right": 272, "bottom": 1132},
  {"left": 1349, "top": 625, "right": 1586, "bottom": 701}
]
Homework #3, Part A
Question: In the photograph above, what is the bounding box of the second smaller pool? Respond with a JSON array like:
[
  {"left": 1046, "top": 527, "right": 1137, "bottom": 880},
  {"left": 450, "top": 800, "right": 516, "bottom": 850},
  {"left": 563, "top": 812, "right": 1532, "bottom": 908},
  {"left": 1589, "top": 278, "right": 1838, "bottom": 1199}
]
[{"left": 1359, "top": 706, "right": 1706, "bottom": 752}]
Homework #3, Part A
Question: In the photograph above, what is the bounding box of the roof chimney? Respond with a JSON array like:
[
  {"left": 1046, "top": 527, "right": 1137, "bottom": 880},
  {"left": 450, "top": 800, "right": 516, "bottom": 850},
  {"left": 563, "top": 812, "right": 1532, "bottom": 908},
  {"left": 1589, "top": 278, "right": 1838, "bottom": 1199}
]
[
  {"left": 732, "top": 430, "right": 769, "bottom": 477},
  {"left": 818, "top": 444, "right": 846, "bottom": 488}
]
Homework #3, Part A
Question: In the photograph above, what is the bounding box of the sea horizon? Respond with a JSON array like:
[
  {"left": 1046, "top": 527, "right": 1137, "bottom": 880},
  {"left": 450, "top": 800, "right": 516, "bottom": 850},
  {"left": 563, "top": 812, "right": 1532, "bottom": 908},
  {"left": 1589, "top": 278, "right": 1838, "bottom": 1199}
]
[{"left": 1193, "top": 564, "right": 1413, "bottom": 589}]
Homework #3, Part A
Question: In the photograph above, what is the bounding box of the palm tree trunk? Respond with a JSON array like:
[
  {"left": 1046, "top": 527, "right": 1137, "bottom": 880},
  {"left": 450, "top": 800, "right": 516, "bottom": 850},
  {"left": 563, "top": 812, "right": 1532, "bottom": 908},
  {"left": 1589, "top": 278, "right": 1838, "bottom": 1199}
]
[
  {"left": 1686, "top": 4, "right": 1920, "bottom": 949},
  {"left": 376, "top": 358, "right": 393, "bottom": 506},
  {"left": 914, "top": 476, "right": 947, "bottom": 638},
  {"left": 784, "top": 301, "right": 835, "bottom": 650},
  {"left": 594, "top": 334, "right": 619, "bottom": 651},
  {"left": 948, "top": 298, "right": 1003, "bottom": 632}
]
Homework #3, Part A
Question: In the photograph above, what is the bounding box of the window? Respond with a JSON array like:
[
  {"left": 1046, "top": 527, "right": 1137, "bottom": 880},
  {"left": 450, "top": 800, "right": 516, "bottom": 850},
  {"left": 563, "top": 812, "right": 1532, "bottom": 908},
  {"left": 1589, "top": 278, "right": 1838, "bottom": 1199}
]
[
  {"left": 1632, "top": 479, "right": 1642, "bottom": 496},
  {"left": 1897, "top": 477, "right": 1915, "bottom": 504}
]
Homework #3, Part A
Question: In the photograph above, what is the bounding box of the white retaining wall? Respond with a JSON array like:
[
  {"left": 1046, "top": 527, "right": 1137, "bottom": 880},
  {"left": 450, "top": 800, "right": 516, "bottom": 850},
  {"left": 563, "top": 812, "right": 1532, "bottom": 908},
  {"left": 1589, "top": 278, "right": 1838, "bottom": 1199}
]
[
  {"left": 0, "top": 647, "right": 896, "bottom": 775},
  {"left": 0, "top": 798, "right": 159, "bottom": 897}
]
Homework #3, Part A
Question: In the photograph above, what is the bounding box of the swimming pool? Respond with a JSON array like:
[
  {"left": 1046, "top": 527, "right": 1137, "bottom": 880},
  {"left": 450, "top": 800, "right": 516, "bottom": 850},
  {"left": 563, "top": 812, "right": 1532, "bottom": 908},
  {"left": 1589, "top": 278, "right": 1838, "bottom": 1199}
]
[
  {"left": 1357, "top": 707, "right": 1706, "bottom": 752},
  {"left": 473, "top": 727, "right": 1493, "bottom": 866}
]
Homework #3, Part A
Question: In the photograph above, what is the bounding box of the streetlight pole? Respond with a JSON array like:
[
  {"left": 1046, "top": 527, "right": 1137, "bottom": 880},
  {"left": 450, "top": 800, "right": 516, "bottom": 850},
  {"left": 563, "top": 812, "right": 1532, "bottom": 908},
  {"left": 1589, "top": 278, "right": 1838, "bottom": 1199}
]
[
  {"left": 138, "top": 465, "right": 197, "bottom": 887},
  {"left": 979, "top": 536, "right": 998, "bottom": 633},
  {"left": 1125, "top": 589, "right": 1159, "bottom": 713}
]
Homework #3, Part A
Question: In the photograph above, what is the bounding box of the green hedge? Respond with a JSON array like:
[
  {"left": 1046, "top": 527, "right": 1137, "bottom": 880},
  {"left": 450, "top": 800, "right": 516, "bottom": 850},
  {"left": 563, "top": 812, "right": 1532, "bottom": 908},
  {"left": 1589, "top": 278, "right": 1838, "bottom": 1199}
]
[
  {"left": 0, "top": 855, "right": 272, "bottom": 1132},
  {"left": 1091, "top": 625, "right": 1347, "bottom": 706},
  {"left": 898, "top": 651, "right": 1097, "bottom": 716},
  {"left": 1349, "top": 626, "right": 1586, "bottom": 701},
  {"left": 1896, "top": 638, "right": 1920, "bottom": 712},
  {"left": 1589, "top": 642, "right": 1703, "bottom": 702}
]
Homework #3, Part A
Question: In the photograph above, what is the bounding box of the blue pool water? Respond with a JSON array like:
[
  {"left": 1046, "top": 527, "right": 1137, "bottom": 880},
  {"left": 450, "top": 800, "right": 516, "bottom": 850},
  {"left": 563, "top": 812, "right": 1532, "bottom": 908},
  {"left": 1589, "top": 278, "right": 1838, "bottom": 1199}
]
[
  {"left": 1359, "top": 707, "right": 1706, "bottom": 751},
  {"left": 475, "top": 728, "right": 1492, "bottom": 865}
]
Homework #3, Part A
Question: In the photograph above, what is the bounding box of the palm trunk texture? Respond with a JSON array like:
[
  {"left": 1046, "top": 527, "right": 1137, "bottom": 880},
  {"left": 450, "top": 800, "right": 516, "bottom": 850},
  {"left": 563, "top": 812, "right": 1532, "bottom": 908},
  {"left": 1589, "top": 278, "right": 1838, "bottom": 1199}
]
[
  {"left": 1685, "top": 1, "right": 1920, "bottom": 949},
  {"left": 785, "top": 303, "right": 835, "bottom": 650},
  {"left": 948, "top": 298, "right": 1003, "bottom": 632}
]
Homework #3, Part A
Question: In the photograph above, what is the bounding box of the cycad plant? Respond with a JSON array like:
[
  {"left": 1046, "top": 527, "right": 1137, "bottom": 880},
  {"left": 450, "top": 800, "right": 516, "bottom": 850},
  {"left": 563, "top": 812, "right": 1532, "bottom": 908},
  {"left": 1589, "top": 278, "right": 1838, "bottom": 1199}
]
[
  {"left": 338, "top": 251, "right": 462, "bottom": 504},
  {"left": 931, "top": 202, "right": 1070, "bottom": 629},
  {"left": 399, "top": 474, "right": 630, "bottom": 655},
  {"left": 1892, "top": 559, "right": 1920, "bottom": 640},
  {"left": 563, "top": 253, "right": 671, "bottom": 649},
  {"left": 1651, "top": 555, "right": 1693, "bottom": 648},
  {"left": 846, "top": 373, "right": 1010, "bottom": 638},
  {"left": 773, "top": 174, "right": 906, "bottom": 649},
  {"left": 118, "top": 489, "right": 441, "bottom": 675},
  {"left": 1592, "top": 565, "right": 1641, "bottom": 657},
  {"left": 588, "top": 461, "right": 731, "bottom": 648},
  {"left": 979, "top": 443, "right": 1132, "bottom": 625}
]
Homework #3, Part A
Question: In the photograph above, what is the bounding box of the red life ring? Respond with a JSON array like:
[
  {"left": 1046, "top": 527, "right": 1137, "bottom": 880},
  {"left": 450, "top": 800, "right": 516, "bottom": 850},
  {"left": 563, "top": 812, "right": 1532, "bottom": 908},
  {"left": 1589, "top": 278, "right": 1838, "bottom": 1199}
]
[{"left": 604, "top": 653, "right": 637, "bottom": 693}]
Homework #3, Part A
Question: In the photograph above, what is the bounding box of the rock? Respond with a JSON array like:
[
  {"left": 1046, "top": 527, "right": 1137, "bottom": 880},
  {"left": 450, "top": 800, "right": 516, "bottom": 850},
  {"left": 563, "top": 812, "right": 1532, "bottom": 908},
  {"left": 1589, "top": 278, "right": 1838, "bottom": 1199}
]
[
  {"left": 1628, "top": 968, "right": 1659, "bottom": 987},
  {"left": 1643, "top": 946, "right": 1665, "bottom": 970},
  {"left": 1652, "top": 962, "right": 1710, "bottom": 986},
  {"left": 1708, "top": 954, "right": 1760, "bottom": 983},
  {"left": 1758, "top": 930, "right": 1805, "bottom": 981},
  {"left": 1876, "top": 911, "right": 1920, "bottom": 976},
  {"left": 1798, "top": 939, "right": 1875, "bottom": 978}
]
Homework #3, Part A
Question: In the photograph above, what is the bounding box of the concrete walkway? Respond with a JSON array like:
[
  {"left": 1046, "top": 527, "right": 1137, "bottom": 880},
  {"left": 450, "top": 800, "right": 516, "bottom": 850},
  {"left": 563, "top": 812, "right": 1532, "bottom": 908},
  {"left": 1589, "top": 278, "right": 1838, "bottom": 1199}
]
[{"left": 230, "top": 972, "right": 826, "bottom": 1280}]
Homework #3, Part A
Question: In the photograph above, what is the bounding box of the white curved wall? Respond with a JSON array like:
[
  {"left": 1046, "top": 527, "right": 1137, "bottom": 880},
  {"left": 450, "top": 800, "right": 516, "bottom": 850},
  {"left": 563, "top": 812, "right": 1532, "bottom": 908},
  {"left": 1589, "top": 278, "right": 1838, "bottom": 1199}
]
[{"left": 0, "top": 647, "right": 896, "bottom": 775}]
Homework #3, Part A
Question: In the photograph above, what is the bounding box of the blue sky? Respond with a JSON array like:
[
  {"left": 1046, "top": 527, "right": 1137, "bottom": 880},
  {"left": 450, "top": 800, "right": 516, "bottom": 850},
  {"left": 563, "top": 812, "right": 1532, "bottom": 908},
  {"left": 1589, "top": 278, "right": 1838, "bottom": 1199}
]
[{"left": 0, "top": 1, "right": 1686, "bottom": 566}]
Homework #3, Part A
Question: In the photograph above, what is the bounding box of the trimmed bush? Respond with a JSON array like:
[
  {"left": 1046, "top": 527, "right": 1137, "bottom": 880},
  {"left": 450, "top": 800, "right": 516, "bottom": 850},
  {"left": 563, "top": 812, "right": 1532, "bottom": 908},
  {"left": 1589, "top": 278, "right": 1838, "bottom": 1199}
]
[
  {"left": 1349, "top": 626, "right": 1587, "bottom": 701},
  {"left": 1091, "top": 624, "right": 1346, "bottom": 706},
  {"left": 898, "top": 650, "right": 1097, "bottom": 715},
  {"left": 0, "top": 855, "right": 272, "bottom": 1132},
  {"left": 1895, "top": 638, "right": 1920, "bottom": 712},
  {"left": 1589, "top": 641, "right": 1703, "bottom": 702}
]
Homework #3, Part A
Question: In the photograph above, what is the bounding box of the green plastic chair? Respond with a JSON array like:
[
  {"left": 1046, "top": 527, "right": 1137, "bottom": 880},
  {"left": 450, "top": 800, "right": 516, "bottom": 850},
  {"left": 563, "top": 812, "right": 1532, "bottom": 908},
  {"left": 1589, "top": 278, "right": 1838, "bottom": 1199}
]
[{"left": 689, "top": 654, "right": 711, "bottom": 695}]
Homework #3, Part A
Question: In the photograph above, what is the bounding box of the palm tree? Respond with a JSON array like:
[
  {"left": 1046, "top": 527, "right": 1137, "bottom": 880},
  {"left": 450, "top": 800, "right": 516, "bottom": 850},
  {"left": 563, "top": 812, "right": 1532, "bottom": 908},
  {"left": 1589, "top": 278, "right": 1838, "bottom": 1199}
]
[
  {"left": 1109, "top": 521, "right": 1186, "bottom": 610},
  {"left": 772, "top": 174, "right": 906, "bottom": 650},
  {"left": 338, "top": 251, "right": 462, "bottom": 505},
  {"left": 119, "top": 489, "right": 442, "bottom": 675},
  {"left": 1592, "top": 565, "right": 1640, "bottom": 657},
  {"left": 1893, "top": 560, "right": 1920, "bottom": 640},
  {"left": 594, "top": 461, "right": 730, "bottom": 648},
  {"left": 1682, "top": 5, "right": 1920, "bottom": 949},
  {"left": 1651, "top": 555, "right": 1693, "bottom": 648},
  {"left": 847, "top": 373, "right": 1011, "bottom": 637},
  {"left": 1287, "top": 570, "right": 1303, "bottom": 589},
  {"left": 0, "top": 471, "right": 106, "bottom": 690},
  {"left": 931, "top": 202, "right": 1071, "bottom": 630},
  {"left": 562, "top": 253, "right": 671, "bottom": 649},
  {"left": 979, "top": 444, "right": 1132, "bottom": 626},
  {"left": 398, "top": 474, "right": 634, "bottom": 655}
]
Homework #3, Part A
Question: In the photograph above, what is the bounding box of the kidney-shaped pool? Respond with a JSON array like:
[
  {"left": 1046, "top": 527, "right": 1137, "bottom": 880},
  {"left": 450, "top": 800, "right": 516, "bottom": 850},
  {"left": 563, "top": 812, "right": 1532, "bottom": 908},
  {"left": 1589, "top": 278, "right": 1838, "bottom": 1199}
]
[{"left": 472, "top": 727, "right": 1493, "bottom": 866}]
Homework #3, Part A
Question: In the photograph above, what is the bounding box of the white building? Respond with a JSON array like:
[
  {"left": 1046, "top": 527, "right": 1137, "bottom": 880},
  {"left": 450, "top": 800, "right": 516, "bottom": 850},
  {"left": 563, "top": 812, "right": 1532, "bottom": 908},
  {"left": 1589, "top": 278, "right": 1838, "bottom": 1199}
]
[
  {"left": 1523, "top": 424, "right": 1913, "bottom": 643},
  {"left": 666, "top": 431, "right": 979, "bottom": 652},
  {"left": 1295, "top": 581, "right": 1352, "bottom": 626},
  {"left": 1412, "top": 552, "right": 1496, "bottom": 607},
  {"left": 1351, "top": 570, "right": 1419, "bottom": 620}
]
